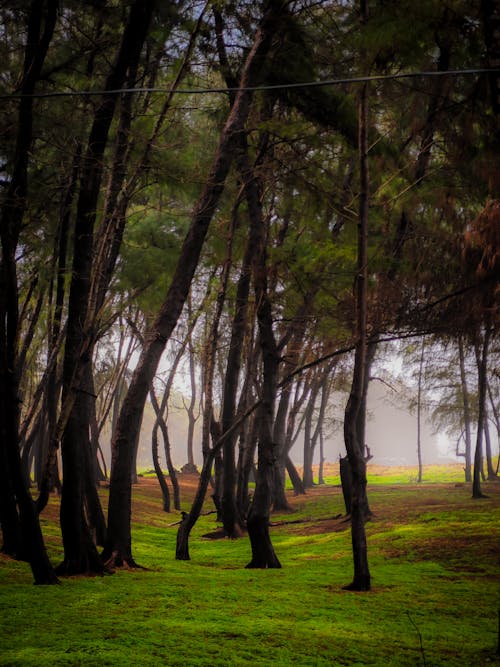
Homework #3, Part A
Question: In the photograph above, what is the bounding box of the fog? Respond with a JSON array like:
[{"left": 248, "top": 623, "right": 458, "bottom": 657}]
[{"left": 129, "top": 377, "right": 467, "bottom": 471}]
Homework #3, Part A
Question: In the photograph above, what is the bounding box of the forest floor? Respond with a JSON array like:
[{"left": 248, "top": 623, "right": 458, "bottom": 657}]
[{"left": 0, "top": 464, "right": 499, "bottom": 666}]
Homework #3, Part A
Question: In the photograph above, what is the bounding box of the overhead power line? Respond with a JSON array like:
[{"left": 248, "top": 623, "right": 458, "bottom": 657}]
[{"left": 0, "top": 68, "right": 498, "bottom": 100}]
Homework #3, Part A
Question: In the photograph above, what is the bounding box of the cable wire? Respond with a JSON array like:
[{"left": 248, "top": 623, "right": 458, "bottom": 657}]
[{"left": 0, "top": 68, "right": 498, "bottom": 100}]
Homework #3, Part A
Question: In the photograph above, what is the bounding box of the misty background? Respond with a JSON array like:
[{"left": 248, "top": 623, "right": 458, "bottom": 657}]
[{"left": 100, "top": 376, "right": 467, "bottom": 472}]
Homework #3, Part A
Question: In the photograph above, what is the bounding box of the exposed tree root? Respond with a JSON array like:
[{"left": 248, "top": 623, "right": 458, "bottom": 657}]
[
  {"left": 102, "top": 551, "right": 147, "bottom": 571},
  {"left": 269, "top": 513, "right": 342, "bottom": 527}
]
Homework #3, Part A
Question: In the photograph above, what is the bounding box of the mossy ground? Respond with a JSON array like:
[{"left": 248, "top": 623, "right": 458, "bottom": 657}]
[{"left": 0, "top": 465, "right": 499, "bottom": 666}]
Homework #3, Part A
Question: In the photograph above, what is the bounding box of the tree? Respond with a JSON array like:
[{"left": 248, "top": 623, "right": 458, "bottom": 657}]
[
  {"left": 0, "top": 0, "right": 59, "bottom": 584},
  {"left": 342, "top": 0, "right": 371, "bottom": 590},
  {"left": 104, "top": 1, "right": 288, "bottom": 568},
  {"left": 56, "top": 0, "right": 156, "bottom": 576}
]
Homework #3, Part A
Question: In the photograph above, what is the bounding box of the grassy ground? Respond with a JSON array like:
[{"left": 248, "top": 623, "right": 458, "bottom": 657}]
[{"left": 0, "top": 465, "right": 499, "bottom": 666}]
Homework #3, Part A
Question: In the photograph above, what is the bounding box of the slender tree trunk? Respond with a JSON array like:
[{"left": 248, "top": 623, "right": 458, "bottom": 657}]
[
  {"left": 219, "top": 140, "right": 267, "bottom": 537},
  {"left": 246, "top": 292, "right": 281, "bottom": 569},
  {"left": 184, "top": 307, "right": 199, "bottom": 472},
  {"left": 303, "top": 380, "right": 319, "bottom": 489},
  {"left": 244, "top": 167, "right": 281, "bottom": 569},
  {"left": 416, "top": 337, "right": 425, "bottom": 483},
  {"left": 483, "top": 408, "right": 497, "bottom": 480},
  {"left": 105, "top": 4, "right": 285, "bottom": 567},
  {"left": 237, "top": 407, "right": 258, "bottom": 521},
  {"left": 235, "top": 329, "right": 258, "bottom": 519},
  {"left": 176, "top": 402, "right": 261, "bottom": 560},
  {"left": 319, "top": 431, "right": 326, "bottom": 485},
  {"left": 152, "top": 422, "right": 170, "bottom": 512},
  {"left": 150, "top": 385, "right": 178, "bottom": 513},
  {"left": 458, "top": 337, "right": 473, "bottom": 482},
  {"left": 285, "top": 456, "right": 306, "bottom": 496},
  {"left": 272, "top": 381, "right": 295, "bottom": 510},
  {"left": 342, "top": 64, "right": 371, "bottom": 591},
  {"left": 472, "top": 329, "right": 491, "bottom": 498},
  {"left": 36, "top": 146, "right": 79, "bottom": 504},
  {"left": 161, "top": 424, "right": 181, "bottom": 511}
]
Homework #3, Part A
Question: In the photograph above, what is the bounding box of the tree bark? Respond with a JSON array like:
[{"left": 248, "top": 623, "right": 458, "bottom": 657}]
[
  {"left": 246, "top": 290, "right": 281, "bottom": 569},
  {"left": 105, "top": 2, "right": 286, "bottom": 567},
  {"left": 272, "top": 381, "right": 295, "bottom": 510},
  {"left": 342, "top": 65, "right": 371, "bottom": 591},
  {"left": 458, "top": 337, "right": 473, "bottom": 482},
  {"left": 57, "top": 0, "right": 155, "bottom": 576},
  {"left": 219, "top": 143, "right": 265, "bottom": 537},
  {"left": 483, "top": 408, "right": 497, "bottom": 480},
  {"left": 472, "top": 328, "right": 491, "bottom": 498},
  {"left": 176, "top": 402, "right": 261, "bottom": 560},
  {"left": 0, "top": 0, "right": 59, "bottom": 584},
  {"left": 152, "top": 422, "right": 170, "bottom": 512},
  {"left": 303, "top": 379, "right": 320, "bottom": 489},
  {"left": 243, "top": 149, "right": 281, "bottom": 569},
  {"left": 416, "top": 338, "right": 425, "bottom": 482}
]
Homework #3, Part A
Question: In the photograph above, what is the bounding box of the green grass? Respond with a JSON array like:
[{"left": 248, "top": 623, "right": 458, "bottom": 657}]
[{"left": 0, "top": 469, "right": 499, "bottom": 666}]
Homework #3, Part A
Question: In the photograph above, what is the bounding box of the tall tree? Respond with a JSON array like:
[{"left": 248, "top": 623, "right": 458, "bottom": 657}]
[
  {"left": 0, "top": 0, "right": 59, "bottom": 584},
  {"left": 57, "top": 0, "right": 155, "bottom": 575},
  {"left": 342, "top": 0, "right": 371, "bottom": 591},
  {"left": 104, "top": 1, "right": 288, "bottom": 568}
]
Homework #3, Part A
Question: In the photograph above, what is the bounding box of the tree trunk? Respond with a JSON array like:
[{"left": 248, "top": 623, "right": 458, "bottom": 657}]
[
  {"left": 458, "top": 337, "right": 473, "bottom": 482},
  {"left": 272, "top": 382, "right": 295, "bottom": 510},
  {"left": 319, "top": 430, "right": 326, "bottom": 485},
  {"left": 176, "top": 402, "right": 261, "bottom": 560},
  {"left": 58, "top": 372, "right": 104, "bottom": 574},
  {"left": 58, "top": 0, "right": 155, "bottom": 576},
  {"left": 0, "top": 444, "right": 21, "bottom": 558},
  {"left": 149, "top": 382, "right": 181, "bottom": 513},
  {"left": 185, "top": 322, "right": 198, "bottom": 472},
  {"left": 483, "top": 409, "right": 497, "bottom": 480},
  {"left": 285, "top": 456, "right": 306, "bottom": 496},
  {"left": 246, "top": 295, "right": 281, "bottom": 569},
  {"left": 283, "top": 376, "right": 311, "bottom": 495},
  {"left": 35, "top": 148, "right": 76, "bottom": 503},
  {"left": 340, "top": 455, "right": 353, "bottom": 515},
  {"left": 219, "top": 142, "right": 266, "bottom": 537},
  {"left": 152, "top": 422, "right": 170, "bottom": 512},
  {"left": 160, "top": 424, "right": 181, "bottom": 511},
  {"left": 472, "top": 329, "right": 491, "bottom": 498},
  {"left": 237, "top": 409, "right": 258, "bottom": 522},
  {"left": 105, "top": 3, "right": 285, "bottom": 567},
  {"left": 244, "top": 165, "right": 281, "bottom": 570},
  {"left": 416, "top": 337, "right": 425, "bottom": 483},
  {"left": 342, "top": 68, "right": 371, "bottom": 591},
  {"left": 0, "top": 0, "right": 59, "bottom": 584}
]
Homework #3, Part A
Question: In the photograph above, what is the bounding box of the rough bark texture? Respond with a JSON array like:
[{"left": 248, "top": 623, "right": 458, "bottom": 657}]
[{"left": 106, "top": 2, "right": 286, "bottom": 567}]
